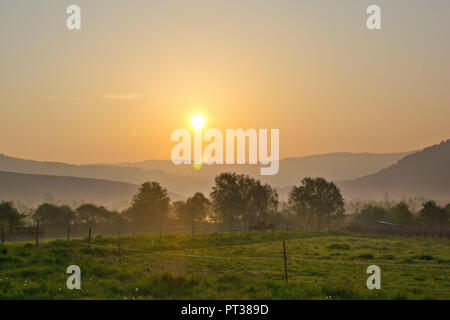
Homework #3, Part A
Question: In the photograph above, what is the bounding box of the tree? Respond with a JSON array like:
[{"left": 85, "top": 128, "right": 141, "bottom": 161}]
[
  {"left": 125, "top": 182, "right": 170, "bottom": 230},
  {"left": 279, "top": 202, "right": 294, "bottom": 230},
  {"left": 288, "top": 177, "right": 345, "bottom": 230},
  {"left": 210, "top": 172, "right": 279, "bottom": 232},
  {"left": 0, "top": 201, "right": 25, "bottom": 230},
  {"left": 175, "top": 192, "right": 210, "bottom": 226},
  {"left": 188, "top": 192, "right": 210, "bottom": 225},
  {"left": 419, "top": 201, "right": 449, "bottom": 226},
  {"left": 239, "top": 175, "right": 278, "bottom": 226},
  {"left": 210, "top": 173, "right": 244, "bottom": 233},
  {"left": 75, "top": 203, "right": 122, "bottom": 228},
  {"left": 34, "top": 203, "right": 74, "bottom": 228},
  {"left": 389, "top": 201, "right": 414, "bottom": 224},
  {"left": 175, "top": 192, "right": 210, "bottom": 238},
  {"left": 354, "top": 204, "right": 389, "bottom": 226},
  {"left": 173, "top": 200, "right": 189, "bottom": 224}
]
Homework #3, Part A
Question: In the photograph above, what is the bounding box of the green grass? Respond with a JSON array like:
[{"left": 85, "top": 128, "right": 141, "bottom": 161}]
[{"left": 0, "top": 231, "right": 449, "bottom": 299}]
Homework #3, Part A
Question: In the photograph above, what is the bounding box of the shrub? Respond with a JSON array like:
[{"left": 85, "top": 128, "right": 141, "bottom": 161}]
[{"left": 327, "top": 244, "right": 351, "bottom": 250}]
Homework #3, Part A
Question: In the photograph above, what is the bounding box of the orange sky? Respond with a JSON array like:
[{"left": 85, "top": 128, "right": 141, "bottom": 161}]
[{"left": 1, "top": 1, "right": 449, "bottom": 164}]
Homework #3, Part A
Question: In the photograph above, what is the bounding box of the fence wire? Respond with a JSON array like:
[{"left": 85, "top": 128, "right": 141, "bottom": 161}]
[
  {"left": 66, "top": 239, "right": 450, "bottom": 296},
  {"left": 73, "top": 240, "right": 450, "bottom": 268}
]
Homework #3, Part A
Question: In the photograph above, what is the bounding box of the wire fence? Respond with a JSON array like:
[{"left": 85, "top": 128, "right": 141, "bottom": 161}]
[
  {"left": 1, "top": 224, "right": 279, "bottom": 243},
  {"left": 346, "top": 224, "right": 450, "bottom": 238},
  {"left": 2, "top": 221, "right": 450, "bottom": 244},
  {"left": 72, "top": 240, "right": 450, "bottom": 268},
  {"left": 68, "top": 238, "right": 450, "bottom": 296}
]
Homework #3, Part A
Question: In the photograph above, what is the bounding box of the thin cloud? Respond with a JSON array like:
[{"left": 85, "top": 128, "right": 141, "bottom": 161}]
[
  {"left": 99, "top": 94, "right": 145, "bottom": 101},
  {"left": 40, "top": 96, "right": 86, "bottom": 101},
  {"left": 40, "top": 94, "right": 146, "bottom": 102}
]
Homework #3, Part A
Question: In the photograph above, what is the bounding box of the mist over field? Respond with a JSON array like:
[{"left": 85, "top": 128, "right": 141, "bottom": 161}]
[
  {"left": 2, "top": 140, "right": 450, "bottom": 207},
  {"left": 0, "top": 149, "right": 418, "bottom": 205}
]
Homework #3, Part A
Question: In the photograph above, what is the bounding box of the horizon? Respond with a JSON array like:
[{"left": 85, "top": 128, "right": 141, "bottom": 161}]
[{"left": 0, "top": 146, "right": 420, "bottom": 166}]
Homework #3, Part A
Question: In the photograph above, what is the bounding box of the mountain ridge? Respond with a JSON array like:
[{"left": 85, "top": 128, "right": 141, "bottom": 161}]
[
  {"left": 337, "top": 139, "right": 450, "bottom": 200},
  {"left": 0, "top": 151, "right": 413, "bottom": 197},
  {"left": 0, "top": 170, "right": 184, "bottom": 209}
]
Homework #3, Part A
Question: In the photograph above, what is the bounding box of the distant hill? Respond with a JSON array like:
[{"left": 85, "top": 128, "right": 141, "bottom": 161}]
[
  {"left": 0, "top": 151, "right": 413, "bottom": 198},
  {"left": 0, "top": 170, "right": 138, "bottom": 208},
  {"left": 338, "top": 140, "right": 450, "bottom": 200},
  {"left": 1, "top": 139, "right": 446, "bottom": 203},
  {"left": 112, "top": 151, "right": 413, "bottom": 189},
  {"left": 0, "top": 154, "right": 208, "bottom": 197}
]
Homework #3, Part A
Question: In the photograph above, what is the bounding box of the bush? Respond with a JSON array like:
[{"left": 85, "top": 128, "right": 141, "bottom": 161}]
[
  {"left": 357, "top": 253, "right": 375, "bottom": 259},
  {"left": 327, "top": 244, "right": 351, "bottom": 250}
]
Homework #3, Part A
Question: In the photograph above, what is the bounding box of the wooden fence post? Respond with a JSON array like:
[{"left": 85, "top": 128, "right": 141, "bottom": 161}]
[
  {"left": 118, "top": 228, "right": 122, "bottom": 264},
  {"left": 67, "top": 227, "right": 70, "bottom": 241},
  {"left": 283, "top": 240, "right": 288, "bottom": 282},
  {"left": 1, "top": 227, "right": 5, "bottom": 246},
  {"left": 88, "top": 227, "right": 91, "bottom": 247},
  {"left": 35, "top": 219, "right": 40, "bottom": 248},
  {"left": 217, "top": 223, "right": 220, "bottom": 240}
]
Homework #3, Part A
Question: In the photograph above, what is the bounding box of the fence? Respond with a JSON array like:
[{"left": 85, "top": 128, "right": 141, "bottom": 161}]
[
  {"left": 347, "top": 223, "right": 450, "bottom": 238},
  {"left": 1, "top": 222, "right": 283, "bottom": 244},
  {"left": 2, "top": 221, "right": 450, "bottom": 245},
  {"left": 69, "top": 236, "right": 450, "bottom": 295}
]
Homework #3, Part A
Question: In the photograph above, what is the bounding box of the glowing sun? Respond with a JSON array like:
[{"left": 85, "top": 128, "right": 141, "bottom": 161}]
[{"left": 191, "top": 114, "right": 205, "bottom": 130}]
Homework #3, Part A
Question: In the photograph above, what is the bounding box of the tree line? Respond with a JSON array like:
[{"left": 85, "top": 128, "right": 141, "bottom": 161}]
[
  {"left": 352, "top": 200, "right": 450, "bottom": 226},
  {"left": 0, "top": 173, "right": 449, "bottom": 233}
]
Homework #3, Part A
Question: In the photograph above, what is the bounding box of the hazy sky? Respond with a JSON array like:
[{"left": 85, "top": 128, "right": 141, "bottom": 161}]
[{"left": 1, "top": 0, "right": 449, "bottom": 163}]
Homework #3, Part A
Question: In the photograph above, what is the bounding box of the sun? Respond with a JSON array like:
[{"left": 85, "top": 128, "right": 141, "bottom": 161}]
[{"left": 191, "top": 114, "right": 205, "bottom": 130}]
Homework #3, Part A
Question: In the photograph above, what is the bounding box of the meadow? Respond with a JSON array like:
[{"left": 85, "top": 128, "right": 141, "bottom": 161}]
[{"left": 0, "top": 231, "right": 449, "bottom": 300}]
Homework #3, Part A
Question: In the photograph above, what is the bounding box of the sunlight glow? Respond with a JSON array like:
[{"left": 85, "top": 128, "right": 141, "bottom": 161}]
[{"left": 191, "top": 115, "right": 205, "bottom": 130}]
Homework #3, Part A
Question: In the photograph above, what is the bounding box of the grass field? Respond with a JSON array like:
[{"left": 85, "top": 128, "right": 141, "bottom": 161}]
[{"left": 0, "top": 231, "right": 449, "bottom": 299}]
